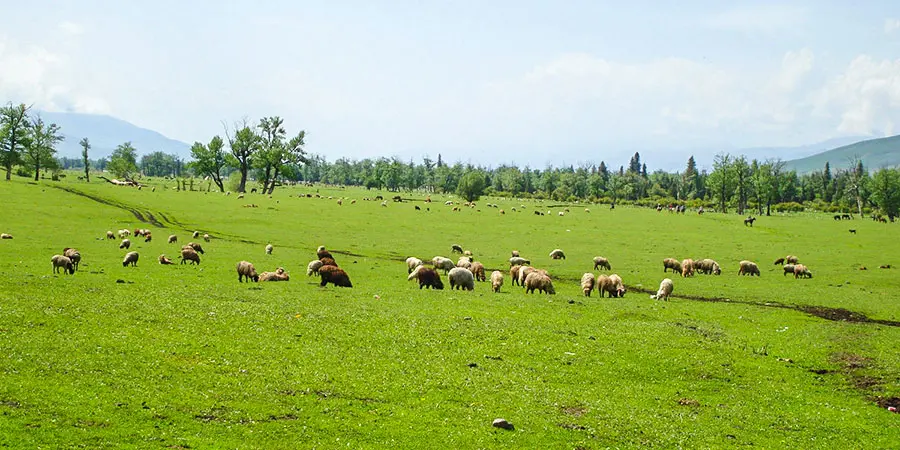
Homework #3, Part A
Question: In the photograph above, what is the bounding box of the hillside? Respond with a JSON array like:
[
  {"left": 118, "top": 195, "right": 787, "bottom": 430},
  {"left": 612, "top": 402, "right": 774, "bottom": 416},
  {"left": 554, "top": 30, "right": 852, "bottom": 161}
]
[
  {"left": 784, "top": 135, "right": 900, "bottom": 174},
  {"left": 37, "top": 111, "right": 191, "bottom": 160}
]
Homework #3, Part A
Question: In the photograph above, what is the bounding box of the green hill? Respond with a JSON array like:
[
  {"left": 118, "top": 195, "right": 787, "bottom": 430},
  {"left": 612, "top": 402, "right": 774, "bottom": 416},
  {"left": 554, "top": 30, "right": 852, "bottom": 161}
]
[{"left": 784, "top": 135, "right": 900, "bottom": 174}]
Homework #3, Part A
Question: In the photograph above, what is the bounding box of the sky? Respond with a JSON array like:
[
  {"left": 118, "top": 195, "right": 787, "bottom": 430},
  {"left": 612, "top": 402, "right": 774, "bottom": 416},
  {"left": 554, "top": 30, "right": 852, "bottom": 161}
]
[{"left": 1, "top": 1, "right": 899, "bottom": 170}]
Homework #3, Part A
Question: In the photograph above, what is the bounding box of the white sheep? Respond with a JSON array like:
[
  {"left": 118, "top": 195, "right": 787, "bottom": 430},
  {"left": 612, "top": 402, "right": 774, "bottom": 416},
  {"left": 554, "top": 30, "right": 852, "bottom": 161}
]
[
  {"left": 581, "top": 273, "right": 596, "bottom": 297},
  {"left": 265, "top": 244, "right": 274, "bottom": 255},
  {"left": 119, "top": 239, "right": 131, "bottom": 250},
  {"left": 307, "top": 259, "right": 324, "bottom": 276},
  {"left": 651, "top": 278, "right": 674, "bottom": 301},
  {"left": 448, "top": 267, "right": 475, "bottom": 291},
  {"left": 203, "top": 233, "right": 210, "bottom": 242},
  {"left": 51, "top": 255, "right": 74, "bottom": 274},
  {"left": 406, "top": 257, "right": 424, "bottom": 274},
  {"left": 549, "top": 249, "right": 566, "bottom": 260},
  {"left": 509, "top": 256, "right": 530, "bottom": 266},
  {"left": 122, "top": 251, "right": 140, "bottom": 267},
  {"left": 432, "top": 256, "right": 456, "bottom": 273},
  {"left": 490, "top": 271, "right": 504, "bottom": 292}
]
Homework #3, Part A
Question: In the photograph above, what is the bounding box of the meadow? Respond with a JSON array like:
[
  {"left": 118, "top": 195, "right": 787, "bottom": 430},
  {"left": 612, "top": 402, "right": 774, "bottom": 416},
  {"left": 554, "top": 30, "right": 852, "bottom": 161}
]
[{"left": 0, "top": 175, "right": 898, "bottom": 449}]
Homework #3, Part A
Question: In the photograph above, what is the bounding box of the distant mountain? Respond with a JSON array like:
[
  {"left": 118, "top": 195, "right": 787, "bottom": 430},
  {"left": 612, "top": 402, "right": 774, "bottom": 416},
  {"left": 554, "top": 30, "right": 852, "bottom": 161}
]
[
  {"left": 783, "top": 135, "right": 900, "bottom": 174},
  {"left": 737, "top": 136, "right": 872, "bottom": 162},
  {"left": 37, "top": 111, "right": 191, "bottom": 160}
]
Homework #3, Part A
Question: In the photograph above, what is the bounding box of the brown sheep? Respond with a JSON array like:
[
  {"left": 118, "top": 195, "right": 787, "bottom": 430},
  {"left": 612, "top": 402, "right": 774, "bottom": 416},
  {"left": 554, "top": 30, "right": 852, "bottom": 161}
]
[
  {"left": 236, "top": 261, "right": 259, "bottom": 282},
  {"left": 793, "top": 264, "right": 812, "bottom": 279},
  {"left": 738, "top": 260, "right": 760, "bottom": 276},
  {"left": 581, "top": 273, "right": 596, "bottom": 297},
  {"left": 415, "top": 267, "right": 444, "bottom": 290},
  {"left": 180, "top": 247, "right": 201, "bottom": 265},
  {"left": 695, "top": 259, "right": 721, "bottom": 275},
  {"left": 519, "top": 266, "right": 537, "bottom": 287},
  {"left": 187, "top": 242, "right": 204, "bottom": 254},
  {"left": 510, "top": 265, "right": 522, "bottom": 286},
  {"left": 63, "top": 248, "right": 81, "bottom": 271},
  {"left": 319, "top": 265, "right": 352, "bottom": 287},
  {"left": 593, "top": 256, "right": 611, "bottom": 271},
  {"left": 158, "top": 254, "right": 175, "bottom": 265},
  {"left": 663, "top": 258, "right": 682, "bottom": 273},
  {"left": 320, "top": 257, "right": 338, "bottom": 267},
  {"left": 596, "top": 274, "right": 611, "bottom": 297},
  {"left": 785, "top": 255, "right": 799, "bottom": 264},
  {"left": 773, "top": 257, "right": 785, "bottom": 265},
  {"left": 259, "top": 267, "right": 290, "bottom": 281},
  {"left": 469, "top": 262, "right": 486, "bottom": 282},
  {"left": 681, "top": 259, "right": 694, "bottom": 277},
  {"left": 168, "top": 234, "right": 178, "bottom": 244},
  {"left": 524, "top": 271, "right": 555, "bottom": 294},
  {"left": 317, "top": 246, "right": 333, "bottom": 260}
]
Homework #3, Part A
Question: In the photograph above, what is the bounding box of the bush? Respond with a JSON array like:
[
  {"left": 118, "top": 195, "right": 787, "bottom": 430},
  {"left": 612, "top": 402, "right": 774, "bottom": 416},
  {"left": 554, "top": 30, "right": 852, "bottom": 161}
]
[{"left": 773, "top": 202, "right": 805, "bottom": 213}]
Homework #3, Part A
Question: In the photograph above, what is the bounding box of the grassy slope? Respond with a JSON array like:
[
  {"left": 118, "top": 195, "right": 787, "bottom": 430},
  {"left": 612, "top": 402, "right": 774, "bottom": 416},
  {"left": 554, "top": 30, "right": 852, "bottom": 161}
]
[
  {"left": 784, "top": 134, "right": 900, "bottom": 174},
  {"left": 0, "top": 177, "right": 897, "bottom": 448}
]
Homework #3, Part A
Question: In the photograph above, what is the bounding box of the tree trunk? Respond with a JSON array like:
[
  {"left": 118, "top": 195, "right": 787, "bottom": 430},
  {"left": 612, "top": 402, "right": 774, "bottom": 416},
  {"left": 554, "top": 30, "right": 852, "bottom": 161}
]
[
  {"left": 4, "top": 165, "right": 10, "bottom": 181},
  {"left": 267, "top": 166, "right": 280, "bottom": 195},
  {"left": 34, "top": 159, "right": 40, "bottom": 181},
  {"left": 85, "top": 166, "right": 90, "bottom": 182},
  {"left": 238, "top": 164, "right": 248, "bottom": 193},
  {"left": 213, "top": 174, "right": 224, "bottom": 192}
]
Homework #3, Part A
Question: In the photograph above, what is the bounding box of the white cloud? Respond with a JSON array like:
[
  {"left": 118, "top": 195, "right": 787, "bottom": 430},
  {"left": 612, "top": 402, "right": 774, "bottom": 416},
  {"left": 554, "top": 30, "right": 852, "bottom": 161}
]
[
  {"left": 59, "top": 21, "right": 84, "bottom": 36},
  {"left": 885, "top": 18, "right": 900, "bottom": 34},
  {"left": 813, "top": 55, "right": 900, "bottom": 136},
  {"left": 705, "top": 5, "right": 808, "bottom": 35}
]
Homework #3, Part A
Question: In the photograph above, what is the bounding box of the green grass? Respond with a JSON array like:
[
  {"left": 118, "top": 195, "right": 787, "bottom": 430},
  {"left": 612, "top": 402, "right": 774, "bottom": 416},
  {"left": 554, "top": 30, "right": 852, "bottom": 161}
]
[{"left": 0, "top": 175, "right": 898, "bottom": 448}]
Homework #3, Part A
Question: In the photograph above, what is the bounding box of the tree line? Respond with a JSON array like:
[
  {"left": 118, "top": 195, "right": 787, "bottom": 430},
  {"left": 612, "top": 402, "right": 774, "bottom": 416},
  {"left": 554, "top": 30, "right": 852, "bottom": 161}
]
[{"left": 2, "top": 101, "right": 898, "bottom": 218}]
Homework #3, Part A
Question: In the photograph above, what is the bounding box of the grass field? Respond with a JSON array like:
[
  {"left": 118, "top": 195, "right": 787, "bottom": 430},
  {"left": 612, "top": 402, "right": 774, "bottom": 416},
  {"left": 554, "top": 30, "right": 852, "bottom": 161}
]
[{"left": 0, "top": 175, "right": 898, "bottom": 448}]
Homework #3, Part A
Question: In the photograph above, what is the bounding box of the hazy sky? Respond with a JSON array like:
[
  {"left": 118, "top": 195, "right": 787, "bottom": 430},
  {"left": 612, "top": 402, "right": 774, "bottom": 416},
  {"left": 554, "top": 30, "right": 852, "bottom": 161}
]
[{"left": 2, "top": 1, "right": 899, "bottom": 169}]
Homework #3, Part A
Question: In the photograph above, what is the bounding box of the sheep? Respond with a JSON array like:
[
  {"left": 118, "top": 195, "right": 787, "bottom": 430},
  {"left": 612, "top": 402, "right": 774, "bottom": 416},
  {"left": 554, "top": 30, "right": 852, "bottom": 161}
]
[
  {"left": 203, "top": 233, "right": 210, "bottom": 242},
  {"left": 236, "top": 261, "right": 259, "bottom": 282},
  {"left": 119, "top": 239, "right": 131, "bottom": 250},
  {"left": 457, "top": 256, "right": 473, "bottom": 270},
  {"left": 51, "top": 255, "right": 75, "bottom": 274},
  {"left": 319, "top": 257, "right": 338, "bottom": 267},
  {"left": 738, "top": 260, "right": 760, "bottom": 276},
  {"left": 187, "top": 242, "right": 204, "bottom": 254},
  {"left": 596, "top": 274, "right": 611, "bottom": 297},
  {"left": 581, "top": 273, "right": 596, "bottom": 297},
  {"left": 549, "top": 249, "right": 566, "bottom": 260},
  {"left": 265, "top": 244, "right": 274, "bottom": 255},
  {"left": 118, "top": 229, "right": 130, "bottom": 238},
  {"left": 785, "top": 255, "right": 799, "bottom": 265},
  {"left": 463, "top": 250, "right": 473, "bottom": 256},
  {"left": 106, "top": 231, "right": 115, "bottom": 240},
  {"left": 524, "top": 271, "right": 555, "bottom": 294},
  {"left": 307, "top": 260, "right": 324, "bottom": 276},
  {"left": 260, "top": 267, "right": 290, "bottom": 282},
  {"left": 608, "top": 274, "right": 626, "bottom": 297},
  {"left": 158, "top": 254, "right": 175, "bottom": 265},
  {"left": 509, "top": 256, "right": 530, "bottom": 266},
  {"left": 510, "top": 265, "right": 522, "bottom": 286},
  {"left": 593, "top": 256, "right": 611, "bottom": 271},
  {"left": 414, "top": 267, "right": 444, "bottom": 289},
  {"left": 432, "top": 256, "right": 456, "bottom": 274},
  {"left": 681, "top": 259, "right": 694, "bottom": 277},
  {"left": 0, "top": 233, "right": 12, "bottom": 239},
  {"left": 793, "top": 264, "right": 812, "bottom": 279},
  {"left": 168, "top": 234, "right": 178, "bottom": 244},
  {"left": 381, "top": 201, "right": 387, "bottom": 207},
  {"left": 558, "top": 211, "right": 565, "bottom": 217},
  {"left": 695, "top": 259, "right": 721, "bottom": 275},
  {"left": 511, "top": 250, "right": 520, "bottom": 257},
  {"left": 451, "top": 244, "right": 464, "bottom": 254},
  {"left": 782, "top": 264, "right": 796, "bottom": 276},
  {"left": 317, "top": 246, "right": 333, "bottom": 260},
  {"left": 469, "top": 262, "right": 486, "bottom": 282},
  {"left": 144, "top": 233, "right": 152, "bottom": 243},
  {"left": 406, "top": 257, "right": 424, "bottom": 274},
  {"left": 192, "top": 231, "right": 200, "bottom": 239},
  {"left": 651, "top": 278, "right": 674, "bottom": 301},
  {"left": 773, "top": 258, "right": 785, "bottom": 265},
  {"left": 180, "top": 247, "right": 201, "bottom": 265},
  {"left": 448, "top": 267, "right": 475, "bottom": 290},
  {"left": 490, "top": 271, "right": 504, "bottom": 292},
  {"left": 63, "top": 248, "right": 81, "bottom": 271},
  {"left": 319, "top": 265, "right": 353, "bottom": 287},
  {"left": 122, "top": 251, "right": 139, "bottom": 267},
  {"left": 663, "top": 258, "right": 682, "bottom": 273}
]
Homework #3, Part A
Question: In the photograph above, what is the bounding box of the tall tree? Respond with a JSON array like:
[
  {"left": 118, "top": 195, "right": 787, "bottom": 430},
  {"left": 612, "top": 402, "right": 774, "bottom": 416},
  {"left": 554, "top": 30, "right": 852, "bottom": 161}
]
[
  {"left": 628, "top": 152, "right": 641, "bottom": 174},
  {"left": 24, "top": 115, "right": 64, "bottom": 181},
  {"left": 108, "top": 142, "right": 139, "bottom": 180},
  {"left": 140, "top": 152, "right": 177, "bottom": 177},
  {"left": 844, "top": 157, "right": 867, "bottom": 216},
  {"left": 823, "top": 161, "right": 833, "bottom": 202},
  {"left": 456, "top": 170, "right": 487, "bottom": 202},
  {"left": 224, "top": 120, "right": 260, "bottom": 193},
  {"left": 0, "top": 103, "right": 32, "bottom": 181},
  {"left": 80, "top": 137, "right": 91, "bottom": 182},
  {"left": 733, "top": 156, "right": 752, "bottom": 214},
  {"left": 189, "top": 136, "right": 227, "bottom": 192},
  {"left": 869, "top": 168, "right": 900, "bottom": 220},
  {"left": 255, "top": 116, "right": 287, "bottom": 193},
  {"left": 267, "top": 130, "right": 307, "bottom": 194},
  {"left": 706, "top": 153, "right": 734, "bottom": 213},
  {"left": 681, "top": 155, "right": 698, "bottom": 200}
]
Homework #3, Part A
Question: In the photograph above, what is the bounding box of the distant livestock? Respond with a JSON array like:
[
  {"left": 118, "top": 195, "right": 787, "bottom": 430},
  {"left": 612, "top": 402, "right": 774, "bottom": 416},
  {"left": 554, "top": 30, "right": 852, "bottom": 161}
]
[
  {"left": 581, "top": 273, "right": 596, "bottom": 297},
  {"left": 51, "top": 255, "right": 75, "bottom": 274},
  {"left": 448, "top": 267, "right": 475, "bottom": 291},
  {"left": 651, "top": 278, "right": 674, "bottom": 301},
  {"left": 592, "top": 256, "right": 611, "bottom": 271},
  {"left": 319, "top": 265, "right": 353, "bottom": 287},
  {"left": 122, "top": 252, "right": 140, "bottom": 267},
  {"left": 663, "top": 258, "right": 682, "bottom": 273},
  {"left": 414, "top": 267, "right": 444, "bottom": 290},
  {"left": 237, "top": 261, "right": 259, "bottom": 282},
  {"left": 549, "top": 249, "right": 566, "bottom": 260},
  {"left": 524, "top": 271, "right": 555, "bottom": 294},
  {"left": 490, "top": 271, "right": 504, "bottom": 292},
  {"left": 738, "top": 260, "right": 760, "bottom": 276}
]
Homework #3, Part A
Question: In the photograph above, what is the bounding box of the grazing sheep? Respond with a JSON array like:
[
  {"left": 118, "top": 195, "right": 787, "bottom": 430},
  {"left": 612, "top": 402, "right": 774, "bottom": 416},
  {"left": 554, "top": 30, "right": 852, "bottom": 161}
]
[
  {"left": 509, "top": 256, "right": 530, "bottom": 266},
  {"left": 782, "top": 264, "right": 796, "bottom": 276},
  {"left": 695, "top": 259, "right": 721, "bottom": 275},
  {"left": 307, "top": 260, "right": 324, "bottom": 276},
  {"left": 596, "top": 274, "right": 612, "bottom": 297},
  {"left": 406, "top": 257, "right": 424, "bottom": 273},
  {"left": 607, "top": 274, "right": 626, "bottom": 297},
  {"left": 581, "top": 273, "right": 596, "bottom": 297},
  {"left": 118, "top": 229, "right": 130, "bottom": 238},
  {"left": 517, "top": 266, "right": 536, "bottom": 286},
  {"left": 448, "top": 267, "right": 475, "bottom": 291},
  {"left": 236, "top": 261, "right": 259, "bottom": 282},
  {"left": 463, "top": 250, "right": 473, "bottom": 256},
  {"left": 524, "top": 271, "right": 555, "bottom": 294},
  {"left": 549, "top": 249, "right": 566, "bottom": 260},
  {"left": 773, "top": 257, "right": 785, "bottom": 265},
  {"left": 469, "top": 262, "right": 486, "bottom": 282},
  {"left": 451, "top": 244, "right": 464, "bottom": 254},
  {"left": 168, "top": 234, "right": 178, "bottom": 244},
  {"left": 432, "top": 256, "right": 455, "bottom": 273},
  {"left": 51, "top": 255, "right": 75, "bottom": 274},
  {"left": 457, "top": 256, "right": 473, "bottom": 270},
  {"left": 558, "top": 211, "right": 565, "bottom": 217},
  {"left": 265, "top": 244, "right": 273, "bottom": 255},
  {"left": 490, "top": 271, "right": 504, "bottom": 292},
  {"left": 738, "top": 260, "right": 760, "bottom": 276},
  {"left": 119, "top": 239, "right": 131, "bottom": 250},
  {"left": 144, "top": 233, "right": 152, "bottom": 243},
  {"left": 651, "top": 278, "right": 674, "bottom": 301},
  {"left": 663, "top": 258, "right": 682, "bottom": 273},
  {"left": 511, "top": 250, "right": 520, "bottom": 257},
  {"left": 785, "top": 255, "right": 799, "bottom": 265},
  {"left": 192, "top": 231, "right": 200, "bottom": 239},
  {"left": 793, "top": 264, "right": 812, "bottom": 279},
  {"left": 510, "top": 265, "right": 522, "bottom": 286},
  {"left": 681, "top": 259, "right": 695, "bottom": 277},
  {"left": 63, "top": 248, "right": 81, "bottom": 271},
  {"left": 414, "top": 267, "right": 444, "bottom": 290},
  {"left": 106, "top": 231, "right": 115, "bottom": 240},
  {"left": 260, "top": 267, "right": 290, "bottom": 282},
  {"left": 122, "top": 251, "right": 139, "bottom": 267},
  {"left": 319, "top": 265, "right": 353, "bottom": 287},
  {"left": 180, "top": 247, "right": 201, "bottom": 265},
  {"left": 319, "top": 256, "right": 338, "bottom": 267},
  {"left": 203, "top": 233, "right": 210, "bottom": 242},
  {"left": 158, "top": 254, "right": 175, "bottom": 265},
  {"left": 317, "top": 246, "right": 333, "bottom": 260},
  {"left": 593, "top": 256, "right": 611, "bottom": 271},
  {"left": 187, "top": 242, "right": 204, "bottom": 254}
]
